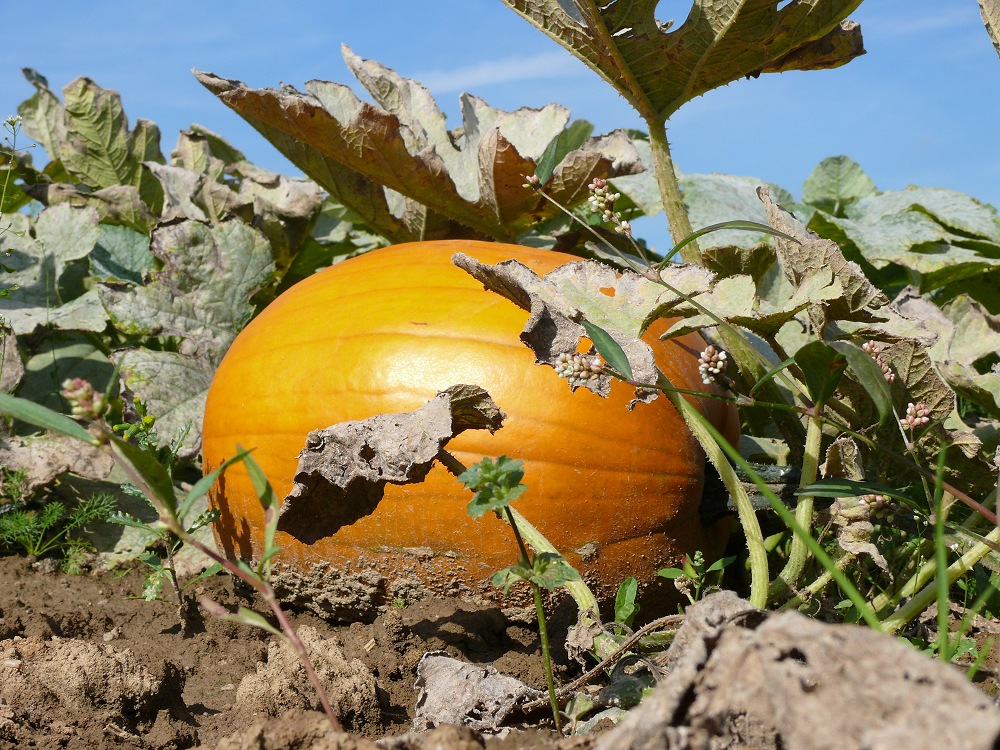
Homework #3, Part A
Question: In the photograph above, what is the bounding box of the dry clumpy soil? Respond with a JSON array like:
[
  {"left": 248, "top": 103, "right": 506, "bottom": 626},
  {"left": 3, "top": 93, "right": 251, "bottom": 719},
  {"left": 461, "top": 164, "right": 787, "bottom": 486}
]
[
  {"left": 3, "top": 554, "right": 1000, "bottom": 750},
  {"left": 0, "top": 555, "right": 559, "bottom": 750}
]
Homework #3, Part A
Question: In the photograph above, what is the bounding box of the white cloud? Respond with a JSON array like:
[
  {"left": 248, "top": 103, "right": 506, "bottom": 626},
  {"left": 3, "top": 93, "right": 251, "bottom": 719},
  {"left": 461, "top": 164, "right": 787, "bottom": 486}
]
[{"left": 413, "top": 51, "right": 585, "bottom": 93}]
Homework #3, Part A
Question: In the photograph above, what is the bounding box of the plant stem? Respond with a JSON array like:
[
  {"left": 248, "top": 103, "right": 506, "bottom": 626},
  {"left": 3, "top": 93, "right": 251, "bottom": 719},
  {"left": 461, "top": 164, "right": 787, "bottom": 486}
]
[
  {"left": 500, "top": 506, "right": 562, "bottom": 731},
  {"left": 660, "top": 378, "right": 769, "bottom": 608},
  {"left": 778, "top": 553, "right": 857, "bottom": 612},
  {"left": 769, "top": 411, "right": 823, "bottom": 601},
  {"left": 532, "top": 579, "right": 562, "bottom": 732},
  {"left": 878, "top": 527, "right": 1000, "bottom": 634},
  {"left": 646, "top": 117, "right": 697, "bottom": 254},
  {"left": 182, "top": 532, "right": 344, "bottom": 732}
]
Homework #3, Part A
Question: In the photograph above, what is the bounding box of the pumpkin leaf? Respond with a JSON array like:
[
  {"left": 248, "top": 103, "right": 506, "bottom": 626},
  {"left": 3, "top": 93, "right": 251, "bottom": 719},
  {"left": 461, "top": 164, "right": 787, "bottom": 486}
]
[
  {"left": 19, "top": 333, "right": 114, "bottom": 413},
  {"left": 109, "top": 348, "right": 215, "bottom": 459},
  {"left": 57, "top": 76, "right": 164, "bottom": 212},
  {"left": 680, "top": 174, "right": 795, "bottom": 249},
  {"left": 195, "top": 46, "right": 643, "bottom": 243},
  {"left": 277, "top": 385, "right": 506, "bottom": 541},
  {"left": 99, "top": 218, "right": 273, "bottom": 356},
  {"left": 453, "top": 251, "right": 711, "bottom": 402},
  {"left": 807, "top": 187, "right": 1000, "bottom": 294},
  {"left": 801, "top": 156, "right": 877, "bottom": 215},
  {"left": 89, "top": 224, "right": 154, "bottom": 285},
  {"left": 0, "top": 432, "right": 114, "bottom": 496},
  {"left": 0, "top": 205, "right": 108, "bottom": 335},
  {"left": 97, "top": 218, "right": 273, "bottom": 454},
  {"left": 982, "top": 0, "right": 1000, "bottom": 59},
  {"left": 500, "top": 1, "right": 864, "bottom": 121}
]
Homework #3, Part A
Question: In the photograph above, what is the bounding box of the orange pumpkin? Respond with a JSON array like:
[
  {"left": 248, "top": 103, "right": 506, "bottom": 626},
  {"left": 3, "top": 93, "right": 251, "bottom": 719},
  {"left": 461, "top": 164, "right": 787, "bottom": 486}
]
[{"left": 201, "top": 241, "right": 738, "bottom": 611}]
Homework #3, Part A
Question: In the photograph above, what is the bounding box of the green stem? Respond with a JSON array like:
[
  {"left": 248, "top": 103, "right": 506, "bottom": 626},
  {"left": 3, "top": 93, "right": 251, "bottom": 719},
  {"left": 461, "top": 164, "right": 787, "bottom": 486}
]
[
  {"left": 646, "top": 117, "right": 696, "bottom": 253},
  {"left": 778, "top": 553, "right": 857, "bottom": 612},
  {"left": 532, "top": 581, "right": 562, "bottom": 732},
  {"left": 769, "top": 411, "right": 823, "bottom": 601},
  {"left": 878, "top": 527, "right": 1000, "bottom": 634},
  {"left": 661, "top": 377, "right": 769, "bottom": 608},
  {"left": 933, "top": 452, "right": 951, "bottom": 662}
]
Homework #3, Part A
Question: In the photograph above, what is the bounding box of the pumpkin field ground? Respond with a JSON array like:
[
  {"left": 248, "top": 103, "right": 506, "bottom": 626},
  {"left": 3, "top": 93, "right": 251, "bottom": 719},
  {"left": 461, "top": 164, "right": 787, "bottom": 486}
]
[
  {"left": 0, "top": 554, "right": 568, "bottom": 749},
  {"left": 3, "top": 553, "right": 1000, "bottom": 749}
]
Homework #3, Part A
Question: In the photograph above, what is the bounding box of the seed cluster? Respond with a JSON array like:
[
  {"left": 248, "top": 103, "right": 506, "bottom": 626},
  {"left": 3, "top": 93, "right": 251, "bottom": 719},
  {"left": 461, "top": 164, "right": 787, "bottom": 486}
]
[
  {"left": 698, "top": 345, "right": 728, "bottom": 385},
  {"left": 862, "top": 340, "right": 895, "bottom": 383},
  {"left": 899, "top": 402, "right": 930, "bottom": 431},
  {"left": 60, "top": 378, "right": 106, "bottom": 420},
  {"left": 554, "top": 351, "right": 605, "bottom": 387},
  {"left": 587, "top": 178, "right": 631, "bottom": 236}
]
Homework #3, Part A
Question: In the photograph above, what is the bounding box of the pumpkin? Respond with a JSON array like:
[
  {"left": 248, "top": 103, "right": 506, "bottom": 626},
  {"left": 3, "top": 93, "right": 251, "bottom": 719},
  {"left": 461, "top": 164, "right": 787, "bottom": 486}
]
[{"left": 201, "top": 241, "right": 739, "bottom": 611}]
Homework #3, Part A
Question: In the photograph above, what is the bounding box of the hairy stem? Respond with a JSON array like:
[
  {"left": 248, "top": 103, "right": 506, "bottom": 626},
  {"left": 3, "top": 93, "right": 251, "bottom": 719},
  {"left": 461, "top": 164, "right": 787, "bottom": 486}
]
[
  {"left": 769, "top": 412, "right": 823, "bottom": 601},
  {"left": 646, "top": 117, "right": 697, "bottom": 253},
  {"left": 659, "top": 377, "right": 769, "bottom": 608}
]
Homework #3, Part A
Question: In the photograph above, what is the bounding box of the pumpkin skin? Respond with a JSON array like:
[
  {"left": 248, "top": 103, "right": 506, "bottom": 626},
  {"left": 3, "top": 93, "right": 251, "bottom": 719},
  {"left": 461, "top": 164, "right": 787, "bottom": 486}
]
[{"left": 202, "top": 241, "right": 738, "bottom": 610}]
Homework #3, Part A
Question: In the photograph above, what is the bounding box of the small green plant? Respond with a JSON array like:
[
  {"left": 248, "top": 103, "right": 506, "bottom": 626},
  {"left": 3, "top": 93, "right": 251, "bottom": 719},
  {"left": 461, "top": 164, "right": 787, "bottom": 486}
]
[
  {"left": 0, "top": 466, "right": 30, "bottom": 508},
  {"left": 456, "top": 454, "right": 581, "bottom": 732},
  {"left": 658, "top": 551, "right": 737, "bottom": 607},
  {"left": 0, "top": 492, "right": 116, "bottom": 570}
]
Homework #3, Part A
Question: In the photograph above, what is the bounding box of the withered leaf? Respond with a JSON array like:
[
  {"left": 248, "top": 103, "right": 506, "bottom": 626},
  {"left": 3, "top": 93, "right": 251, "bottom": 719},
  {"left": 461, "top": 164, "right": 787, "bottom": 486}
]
[{"left": 278, "top": 385, "right": 505, "bottom": 542}]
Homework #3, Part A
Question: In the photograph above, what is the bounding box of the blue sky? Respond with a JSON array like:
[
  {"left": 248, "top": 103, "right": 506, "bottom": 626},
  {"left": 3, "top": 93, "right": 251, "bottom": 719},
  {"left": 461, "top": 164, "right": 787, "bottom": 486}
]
[{"left": 2, "top": 1, "right": 997, "bottom": 251}]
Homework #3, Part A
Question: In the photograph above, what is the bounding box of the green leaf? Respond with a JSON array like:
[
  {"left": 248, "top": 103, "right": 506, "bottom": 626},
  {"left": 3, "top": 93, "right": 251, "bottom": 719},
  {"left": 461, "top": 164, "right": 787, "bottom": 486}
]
[
  {"left": 531, "top": 552, "right": 581, "bottom": 590},
  {"left": 460, "top": 456, "right": 528, "bottom": 519},
  {"left": 614, "top": 577, "right": 639, "bottom": 626},
  {"left": 0, "top": 205, "right": 106, "bottom": 335},
  {"left": 60, "top": 77, "right": 165, "bottom": 207},
  {"left": 500, "top": 2, "right": 864, "bottom": 119},
  {"left": 0, "top": 392, "right": 99, "bottom": 444},
  {"left": 230, "top": 606, "right": 283, "bottom": 638},
  {"left": 108, "top": 433, "right": 178, "bottom": 517},
  {"left": 535, "top": 118, "right": 594, "bottom": 184},
  {"left": 827, "top": 341, "right": 893, "bottom": 424},
  {"left": 179, "top": 447, "right": 253, "bottom": 519},
  {"left": 242, "top": 449, "right": 279, "bottom": 577},
  {"left": 90, "top": 224, "right": 153, "bottom": 284},
  {"left": 794, "top": 340, "right": 848, "bottom": 406},
  {"left": 582, "top": 320, "right": 632, "bottom": 379},
  {"left": 99, "top": 219, "right": 273, "bottom": 352},
  {"left": 802, "top": 156, "right": 877, "bottom": 215},
  {"left": 17, "top": 69, "right": 69, "bottom": 160}
]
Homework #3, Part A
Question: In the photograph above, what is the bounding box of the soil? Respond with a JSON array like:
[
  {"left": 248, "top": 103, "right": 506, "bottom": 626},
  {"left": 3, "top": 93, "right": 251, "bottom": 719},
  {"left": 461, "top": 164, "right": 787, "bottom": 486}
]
[
  {"left": 0, "top": 554, "right": 565, "bottom": 750},
  {"left": 3, "top": 553, "right": 1000, "bottom": 750}
]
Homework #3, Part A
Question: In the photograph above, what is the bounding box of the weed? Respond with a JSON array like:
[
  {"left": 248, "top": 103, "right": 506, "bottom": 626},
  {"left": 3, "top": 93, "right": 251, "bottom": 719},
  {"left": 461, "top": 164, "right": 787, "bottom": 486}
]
[
  {"left": 455, "top": 454, "right": 578, "bottom": 732},
  {"left": 658, "top": 551, "right": 737, "bottom": 607},
  {"left": 0, "top": 492, "right": 116, "bottom": 570}
]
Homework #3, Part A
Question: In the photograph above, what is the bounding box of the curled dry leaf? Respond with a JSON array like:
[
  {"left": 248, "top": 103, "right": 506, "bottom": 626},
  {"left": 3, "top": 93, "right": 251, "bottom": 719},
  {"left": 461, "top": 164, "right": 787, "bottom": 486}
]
[
  {"left": 453, "top": 251, "right": 711, "bottom": 403},
  {"left": 413, "top": 651, "right": 542, "bottom": 733},
  {"left": 278, "top": 385, "right": 505, "bottom": 543},
  {"left": 195, "top": 45, "right": 643, "bottom": 242}
]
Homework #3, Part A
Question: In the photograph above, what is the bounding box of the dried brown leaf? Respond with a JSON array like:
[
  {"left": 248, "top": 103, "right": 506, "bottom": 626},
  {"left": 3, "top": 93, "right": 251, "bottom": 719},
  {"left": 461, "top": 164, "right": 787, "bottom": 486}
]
[{"left": 277, "top": 386, "right": 505, "bottom": 542}]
